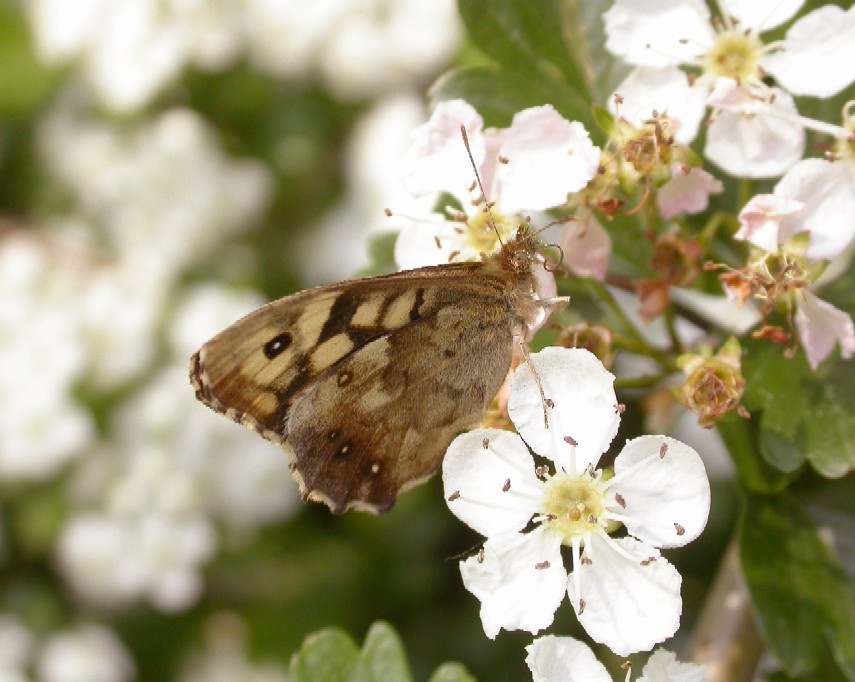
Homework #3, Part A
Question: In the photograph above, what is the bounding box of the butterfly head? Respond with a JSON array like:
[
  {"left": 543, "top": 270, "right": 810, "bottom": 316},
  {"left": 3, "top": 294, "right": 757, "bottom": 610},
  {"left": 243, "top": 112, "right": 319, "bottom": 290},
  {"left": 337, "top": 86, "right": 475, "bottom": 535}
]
[{"left": 497, "top": 224, "right": 540, "bottom": 277}]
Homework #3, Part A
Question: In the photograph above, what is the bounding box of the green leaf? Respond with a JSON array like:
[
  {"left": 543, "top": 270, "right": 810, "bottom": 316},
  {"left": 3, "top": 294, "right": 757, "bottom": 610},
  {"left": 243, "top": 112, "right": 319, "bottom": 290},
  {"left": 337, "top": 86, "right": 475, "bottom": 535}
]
[
  {"left": 430, "top": 66, "right": 592, "bottom": 131},
  {"left": 457, "top": 0, "right": 589, "bottom": 97},
  {"left": 741, "top": 338, "right": 855, "bottom": 479},
  {"left": 0, "top": 4, "right": 59, "bottom": 116},
  {"left": 290, "top": 629, "right": 361, "bottom": 682},
  {"left": 715, "top": 415, "right": 794, "bottom": 493},
  {"left": 351, "top": 622, "right": 412, "bottom": 682},
  {"left": 427, "top": 663, "right": 479, "bottom": 682},
  {"left": 290, "top": 622, "right": 434, "bottom": 682},
  {"left": 740, "top": 494, "right": 855, "bottom": 678}
]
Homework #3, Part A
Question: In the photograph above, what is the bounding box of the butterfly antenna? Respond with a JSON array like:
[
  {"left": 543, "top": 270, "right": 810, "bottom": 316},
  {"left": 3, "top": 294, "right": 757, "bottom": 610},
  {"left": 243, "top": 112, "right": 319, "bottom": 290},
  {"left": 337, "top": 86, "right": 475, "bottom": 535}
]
[{"left": 460, "top": 125, "right": 505, "bottom": 247}]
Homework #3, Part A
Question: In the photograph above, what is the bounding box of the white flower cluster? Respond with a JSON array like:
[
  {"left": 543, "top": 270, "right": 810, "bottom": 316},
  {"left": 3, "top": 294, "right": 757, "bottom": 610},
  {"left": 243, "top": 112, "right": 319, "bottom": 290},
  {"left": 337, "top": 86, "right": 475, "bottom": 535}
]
[
  {"left": 605, "top": 0, "right": 855, "bottom": 178},
  {"left": 26, "top": 0, "right": 461, "bottom": 110},
  {"left": 0, "top": 617, "right": 134, "bottom": 682},
  {"left": 38, "top": 100, "right": 273, "bottom": 284},
  {"left": 393, "top": 99, "right": 611, "bottom": 283},
  {"left": 56, "top": 285, "right": 299, "bottom": 612}
]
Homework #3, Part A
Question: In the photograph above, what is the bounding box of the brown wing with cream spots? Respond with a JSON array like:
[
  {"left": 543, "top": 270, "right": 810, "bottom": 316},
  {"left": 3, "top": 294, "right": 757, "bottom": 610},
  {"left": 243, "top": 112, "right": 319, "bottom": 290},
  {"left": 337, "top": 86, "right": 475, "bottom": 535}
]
[
  {"left": 283, "top": 294, "right": 517, "bottom": 513},
  {"left": 189, "top": 228, "right": 543, "bottom": 513}
]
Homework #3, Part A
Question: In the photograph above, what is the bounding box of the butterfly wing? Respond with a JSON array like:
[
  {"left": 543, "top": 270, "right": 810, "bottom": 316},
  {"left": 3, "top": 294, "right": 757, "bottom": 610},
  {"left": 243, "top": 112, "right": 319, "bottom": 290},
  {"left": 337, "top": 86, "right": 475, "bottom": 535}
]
[
  {"left": 190, "top": 264, "right": 521, "bottom": 513},
  {"left": 284, "top": 293, "right": 516, "bottom": 513}
]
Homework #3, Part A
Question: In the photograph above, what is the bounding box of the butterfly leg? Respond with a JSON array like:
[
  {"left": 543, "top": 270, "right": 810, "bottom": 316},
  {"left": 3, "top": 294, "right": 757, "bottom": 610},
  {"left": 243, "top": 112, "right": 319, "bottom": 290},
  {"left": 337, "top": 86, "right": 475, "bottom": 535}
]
[{"left": 517, "top": 337, "right": 551, "bottom": 429}]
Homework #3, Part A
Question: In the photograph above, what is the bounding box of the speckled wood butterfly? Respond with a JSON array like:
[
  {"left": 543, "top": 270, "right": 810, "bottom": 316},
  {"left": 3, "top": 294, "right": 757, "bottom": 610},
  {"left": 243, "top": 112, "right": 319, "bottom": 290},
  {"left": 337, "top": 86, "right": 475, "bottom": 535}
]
[{"left": 190, "top": 130, "right": 562, "bottom": 514}]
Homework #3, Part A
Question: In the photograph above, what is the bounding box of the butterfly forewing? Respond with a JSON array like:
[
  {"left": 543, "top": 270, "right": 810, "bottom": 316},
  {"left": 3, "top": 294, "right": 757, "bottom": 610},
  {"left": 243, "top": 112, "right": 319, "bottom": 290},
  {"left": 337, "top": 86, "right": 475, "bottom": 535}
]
[{"left": 190, "top": 258, "right": 532, "bottom": 513}]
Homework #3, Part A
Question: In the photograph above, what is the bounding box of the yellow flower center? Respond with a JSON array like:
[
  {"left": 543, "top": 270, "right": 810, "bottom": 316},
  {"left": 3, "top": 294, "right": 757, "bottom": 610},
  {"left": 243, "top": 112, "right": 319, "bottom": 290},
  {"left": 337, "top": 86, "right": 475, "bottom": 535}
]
[
  {"left": 705, "top": 30, "right": 762, "bottom": 82},
  {"left": 461, "top": 206, "right": 518, "bottom": 256},
  {"left": 541, "top": 472, "right": 606, "bottom": 541}
]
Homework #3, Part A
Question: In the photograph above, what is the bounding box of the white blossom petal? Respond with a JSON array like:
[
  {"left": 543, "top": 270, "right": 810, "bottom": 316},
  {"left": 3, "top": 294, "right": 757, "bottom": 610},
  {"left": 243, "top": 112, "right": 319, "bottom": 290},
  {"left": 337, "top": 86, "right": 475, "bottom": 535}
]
[
  {"left": 461, "top": 528, "right": 566, "bottom": 639},
  {"left": 657, "top": 164, "right": 723, "bottom": 219},
  {"left": 603, "top": 0, "right": 714, "bottom": 69},
  {"left": 774, "top": 159, "right": 855, "bottom": 260},
  {"left": 399, "top": 99, "right": 484, "bottom": 202},
  {"left": 611, "top": 436, "right": 711, "bottom": 548},
  {"left": 494, "top": 106, "right": 600, "bottom": 212},
  {"left": 734, "top": 193, "right": 804, "bottom": 252},
  {"left": 509, "top": 348, "right": 620, "bottom": 473},
  {"left": 761, "top": 5, "right": 855, "bottom": 98},
  {"left": 704, "top": 85, "right": 804, "bottom": 178},
  {"left": 638, "top": 648, "right": 707, "bottom": 682},
  {"left": 568, "top": 534, "right": 682, "bottom": 656},
  {"left": 795, "top": 291, "right": 855, "bottom": 370},
  {"left": 393, "top": 215, "right": 461, "bottom": 269},
  {"left": 525, "top": 636, "right": 612, "bottom": 682},
  {"left": 719, "top": 0, "right": 803, "bottom": 32},
  {"left": 560, "top": 210, "right": 612, "bottom": 281},
  {"left": 443, "top": 429, "right": 544, "bottom": 537},
  {"left": 611, "top": 66, "right": 708, "bottom": 144}
]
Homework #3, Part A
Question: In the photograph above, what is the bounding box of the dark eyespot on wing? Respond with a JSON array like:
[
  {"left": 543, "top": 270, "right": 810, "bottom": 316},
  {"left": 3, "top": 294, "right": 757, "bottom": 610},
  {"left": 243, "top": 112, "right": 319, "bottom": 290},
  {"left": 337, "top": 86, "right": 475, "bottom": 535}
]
[{"left": 263, "top": 332, "right": 292, "bottom": 359}]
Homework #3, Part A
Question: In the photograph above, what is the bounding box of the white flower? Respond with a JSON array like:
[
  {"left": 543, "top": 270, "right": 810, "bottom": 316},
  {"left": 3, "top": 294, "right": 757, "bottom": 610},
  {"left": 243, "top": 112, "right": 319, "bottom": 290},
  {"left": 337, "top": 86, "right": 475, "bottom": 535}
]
[
  {"left": 57, "top": 511, "right": 216, "bottom": 612},
  {"left": 394, "top": 99, "right": 600, "bottom": 272},
  {"left": 0, "top": 616, "right": 34, "bottom": 682},
  {"left": 733, "top": 193, "right": 855, "bottom": 369},
  {"left": 605, "top": 0, "right": 855, "bottom": 177},
  {"left": 526, "top": 635, "right": 706, "bottom": 682},
  {"left": 795, "top": 291, "right": 855, "bottom": 370},
  {"left": 39, "top": 100, "right": 273, "bottom": 283},
  {"left": 27, "top": 0, "right": 245, "bottom": 111},
  {"left": 772, "top": 157, "right": 855, "bottom": 262},
  {"left": 443, "top": 348, "right": 710, "bottom": 656},
  {"left": 37, "top": 624, "right": 135, "bottom": 682},
  {"left": 0, "top": 234, "right": 93, "bottom": 480},
  {"left": 245, "top": 0, "right": 461, "bottom": 100},
  {"left": 656, "top": 165, "right": 723, "bottom": 220}
]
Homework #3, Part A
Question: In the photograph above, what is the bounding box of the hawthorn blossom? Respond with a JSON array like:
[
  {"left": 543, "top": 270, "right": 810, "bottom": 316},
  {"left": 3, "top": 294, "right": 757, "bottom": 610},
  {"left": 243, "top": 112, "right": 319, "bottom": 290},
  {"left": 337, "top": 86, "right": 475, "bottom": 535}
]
[
  {"left": 732, "top": 193, "right": 855, "bottom": 369},
  {"left": 443, "top": 348, "right": 710, "bottom": 656},
  {"left": 526, "top": 636, "right": 705, "bottom": 682},
  {"left": 656, "top": 165, "right": 723, "bottom": 220},
  {"left": 604, "top": 0, "right": 855, "bottom": 177},
  {"left": 394, "top": 99, "right": 602, "bottom": 278},
  {"left": 37, "top": 624, "right": 135, "bottom": 682}
]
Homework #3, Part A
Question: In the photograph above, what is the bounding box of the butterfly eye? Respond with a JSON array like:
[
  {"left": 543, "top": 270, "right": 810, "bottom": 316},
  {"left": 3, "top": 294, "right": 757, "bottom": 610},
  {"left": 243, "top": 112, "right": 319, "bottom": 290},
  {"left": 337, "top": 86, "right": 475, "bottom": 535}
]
[{"left": 511, "top": 251, "right": 531, "bottom": 272}]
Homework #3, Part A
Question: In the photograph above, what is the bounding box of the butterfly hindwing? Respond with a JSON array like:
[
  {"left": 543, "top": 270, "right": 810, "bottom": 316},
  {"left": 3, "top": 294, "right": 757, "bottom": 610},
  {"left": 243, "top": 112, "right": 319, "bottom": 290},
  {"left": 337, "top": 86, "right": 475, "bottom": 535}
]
[{"left": 284, "top": 293, "right": 516, "bottom": 513}]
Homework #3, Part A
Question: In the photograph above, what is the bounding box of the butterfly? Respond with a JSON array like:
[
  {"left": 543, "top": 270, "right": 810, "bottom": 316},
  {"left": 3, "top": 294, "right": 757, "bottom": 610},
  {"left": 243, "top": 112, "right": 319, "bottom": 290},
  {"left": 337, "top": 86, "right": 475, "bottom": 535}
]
[{"left": 190, "top": 127, "right": 565, "bottom": 514}]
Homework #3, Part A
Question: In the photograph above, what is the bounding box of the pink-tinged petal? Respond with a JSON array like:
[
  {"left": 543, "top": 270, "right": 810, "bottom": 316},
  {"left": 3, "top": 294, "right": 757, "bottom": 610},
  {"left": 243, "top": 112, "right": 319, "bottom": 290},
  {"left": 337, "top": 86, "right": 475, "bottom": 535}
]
[
  {"left": 639, "top": 649, "right": 707, "bottom": 682},
  {"left": 494, "top": 106, "right": 600, "bottom": 212},
  {"left": 720, "top": 0, "right": 803, "bottom": 32},
  {"left": 795, "top": 291, "right": 855, "bottom": 370},
  {"left": 611, "top": 66, "right": 708, "bottom": 144},
  {"left": 443, "top": 429, "right": 544, "bottom": 537},
  {"left": 461, "top": 528, "right": 566, "bottom": 639},
  {"left": 399, "top": 99, "right": 484, "bottom": 202},
  {"left": 704, "top": 85, "right": 804, "bottom": 178},
  {"left": 526, "top": 636, "right": 612, "bottom": 682},
  {"left": 657, "top": 164, "right": 723, "bottom": 219},
  {"left": 509, "top": 348, "right": 619, "bottom": 473},
  {"left": 568, "top": 534, "right": 682, "bottom": 657},
  {"left": 560, "top": 211, "right": 612, "bottom": 281},
  {"left": 611, "top": 435, "right": 711, "bottom": 548},
  {"left": 761, "top": 5, "right": 855, "bottom": 98},
  {"left": 603, "top": 0, "right": 713, "bottom": 69},
  {"left": 734, "top": 193, "right": 804, "bottom": 252},
  {"left": 774, "top": 159, "right": 855, "bottom": 260}
]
